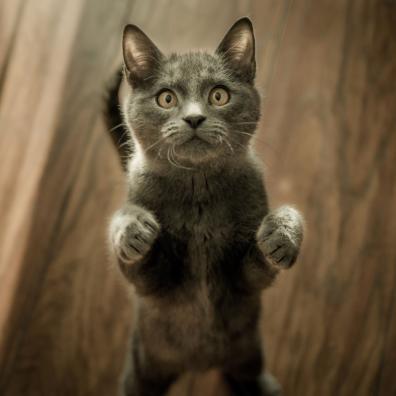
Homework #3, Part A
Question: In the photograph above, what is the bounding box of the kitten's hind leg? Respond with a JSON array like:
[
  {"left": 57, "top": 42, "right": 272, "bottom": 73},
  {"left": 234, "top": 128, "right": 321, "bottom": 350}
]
[
  {"left": 225, "top": 374, "right": 281, "bottom": 396},
  {"left": 120, "top": 365, "right": 176, "bottom": 396},
  {"left": 259, "top": 373, "right": 282, "bottom": 396},
  {"left": 222, "top": 350, "right": 281, "bottom": 396},
  {"left": 119, "top": 337, "right": 178, "bottom": 396}
]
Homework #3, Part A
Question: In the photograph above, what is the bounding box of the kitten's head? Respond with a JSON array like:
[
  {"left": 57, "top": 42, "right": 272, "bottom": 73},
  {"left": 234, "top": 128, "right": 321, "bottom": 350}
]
[{"left": 122, "top": 18, "right": 260, "bottom": 169}]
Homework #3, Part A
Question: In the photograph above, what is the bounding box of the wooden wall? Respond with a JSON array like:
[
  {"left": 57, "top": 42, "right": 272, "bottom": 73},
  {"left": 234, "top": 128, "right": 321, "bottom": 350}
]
[{"left": 0, "top": 0, "right": 395, "bottom": 395}]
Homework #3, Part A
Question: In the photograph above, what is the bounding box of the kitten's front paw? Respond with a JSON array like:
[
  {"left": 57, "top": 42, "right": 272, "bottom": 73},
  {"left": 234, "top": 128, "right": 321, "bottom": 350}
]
[
  {"left": 256, "top": 206, "right": 304, "bottom": 269},
  {"left": 110, "top": 207, "right": 160, "bottom": 266}
]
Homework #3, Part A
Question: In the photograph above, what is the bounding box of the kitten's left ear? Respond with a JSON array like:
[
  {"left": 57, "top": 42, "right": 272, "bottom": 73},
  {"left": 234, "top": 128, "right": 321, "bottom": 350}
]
[
  {"left": 216, "top": 17, "right": 256, "bottom": 82},
  {"left": 122, "top": 24, "right": 163, "bottom": 86}
]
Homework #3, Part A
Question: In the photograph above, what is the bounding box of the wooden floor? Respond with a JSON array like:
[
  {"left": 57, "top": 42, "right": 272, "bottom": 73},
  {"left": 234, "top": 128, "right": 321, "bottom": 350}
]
[{"left": 1, "top": 0, "right": 396, "bottom": 395}]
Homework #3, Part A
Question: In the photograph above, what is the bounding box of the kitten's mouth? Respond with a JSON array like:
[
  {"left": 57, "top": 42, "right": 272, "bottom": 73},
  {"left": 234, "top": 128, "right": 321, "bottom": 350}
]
[
  {"left": 170, "top": 132, "right": 221, "bottom": 164},
  {"left": 188, "top": 135, "right": 208, "bottom": 144},
  {"left": 177, "top": 134, "right": 211, "bottom": 148},
  {"left": 166, "top": 129, "right": 226, "bottom": 165},
  {"left": 182, "top": 132, "right": 218, "bottom": 147}
]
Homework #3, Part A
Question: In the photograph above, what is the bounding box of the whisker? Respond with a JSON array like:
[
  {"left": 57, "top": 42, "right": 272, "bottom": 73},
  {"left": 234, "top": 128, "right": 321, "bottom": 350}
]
[
  {"left": 231, "top": 121, "right": 258, "bottom": 126},
  {"left": 221, "top": 136, "right": 234, "bottom": 155},
  {"left": 166, "top": 147, "right": 175, "bottom": 167},
  {"left": 167, "top": 146, "right": 185, "bottom": 169},
  {"left": 164, "top": 130, "right": 179, "bottom": 139},
  {"left": 144, "top": 135, "right": 168, "bottom": 153},
  {"left": 108, "top": 122, "right": 126, "bottom": 133},
  {"left": 235, "top": 130, "right": 278, "bottom": 151},
  {"left": 233, "top": 130, "right": 254, "bottom": 138},
  {"left": 170, "top": 145, "right": 194, "bottom": 170},
  {"left": 226, "top": 135, "right": 247, "bottom": 150},
  {"left": 116, "top": 130, "right": 130, "bottom": 147},
  {"left": 118, "top": 140, "right": 132, "bottom": 150}
]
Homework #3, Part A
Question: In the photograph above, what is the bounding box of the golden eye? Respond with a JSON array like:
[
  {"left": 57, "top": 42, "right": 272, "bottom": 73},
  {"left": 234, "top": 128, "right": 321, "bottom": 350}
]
[
  {"left": 157, "top": 90, "right": 178, "bottom": 109},
  {"left": 209, "top": 87, "right": 230, "bottom": 106}
]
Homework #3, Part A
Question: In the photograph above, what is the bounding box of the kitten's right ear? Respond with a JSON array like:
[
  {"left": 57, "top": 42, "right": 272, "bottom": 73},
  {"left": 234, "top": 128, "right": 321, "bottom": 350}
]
[{"left": 122, "top": 24, "right": 163, "bottom": 86}]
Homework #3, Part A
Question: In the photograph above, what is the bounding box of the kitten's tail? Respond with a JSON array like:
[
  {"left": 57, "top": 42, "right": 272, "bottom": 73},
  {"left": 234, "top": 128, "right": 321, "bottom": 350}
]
[{"left": 103, "top": 67, "right": 132, "bottom": 171}]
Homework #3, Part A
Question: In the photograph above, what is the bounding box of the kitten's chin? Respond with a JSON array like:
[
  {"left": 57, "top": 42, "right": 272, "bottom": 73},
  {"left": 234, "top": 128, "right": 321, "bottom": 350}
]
[{"left": 173, "top": 137, "right": 223, "bottom": 165}]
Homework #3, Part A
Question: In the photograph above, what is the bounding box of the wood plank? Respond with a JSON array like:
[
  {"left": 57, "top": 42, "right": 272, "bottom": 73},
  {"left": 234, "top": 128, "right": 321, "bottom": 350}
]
[
  {"left": 0, "top": 0, "right": 133, "bottom": 393},
  {"left": 0, "top": 0, "right": 25, "bottom": 87},
  {"left": 259, "top": 1, "right": 396, "bottom": 395},
  {"left": 0, "top": 0, "right": 86, "bottom": 363}
]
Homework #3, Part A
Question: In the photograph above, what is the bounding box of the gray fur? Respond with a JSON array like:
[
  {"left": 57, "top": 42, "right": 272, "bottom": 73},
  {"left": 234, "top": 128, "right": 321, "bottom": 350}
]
[{"left": 109, "top": 18, "right": 304, "bottom": 396}]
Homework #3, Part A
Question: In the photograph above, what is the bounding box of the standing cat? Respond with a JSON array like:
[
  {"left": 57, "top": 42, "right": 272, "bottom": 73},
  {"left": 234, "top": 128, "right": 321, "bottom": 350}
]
[{"left": 108, "top": 18, "right": 304, "bottom": 396}]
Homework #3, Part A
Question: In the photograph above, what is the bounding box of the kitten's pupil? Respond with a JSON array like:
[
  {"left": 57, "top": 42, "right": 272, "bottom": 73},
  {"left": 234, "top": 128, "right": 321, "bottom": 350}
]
[
  {"left": 165, "top": 94, "right": 172, "bottom": 103},
  {"left": 215, "top": 92, "right": 221, "bottom": 101}
]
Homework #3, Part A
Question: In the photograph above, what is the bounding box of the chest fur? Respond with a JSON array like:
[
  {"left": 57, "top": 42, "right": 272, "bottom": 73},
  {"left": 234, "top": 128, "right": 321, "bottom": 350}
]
[{"left": 132, "top": 169, "right": 266, "bottom": 289}]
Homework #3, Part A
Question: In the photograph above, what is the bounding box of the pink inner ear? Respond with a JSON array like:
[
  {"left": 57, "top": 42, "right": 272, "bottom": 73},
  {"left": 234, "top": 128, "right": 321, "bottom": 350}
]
[
  {"left": 122, "top": 25, "right": 163, "bottom": 83},
  {"left": 134, "top": 53, "right": 150, "bottom": 69},
  {"left": 125, "top": 38, "right": 146, "bottom": 68},
  {"left": 229, "top": 31, "right": 253, "bottom": 62}
]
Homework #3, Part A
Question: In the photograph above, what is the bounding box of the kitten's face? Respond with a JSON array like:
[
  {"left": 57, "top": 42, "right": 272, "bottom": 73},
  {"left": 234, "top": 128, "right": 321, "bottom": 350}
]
[{"left": 123, "top": 18, "right": 260, "bottom": 167}]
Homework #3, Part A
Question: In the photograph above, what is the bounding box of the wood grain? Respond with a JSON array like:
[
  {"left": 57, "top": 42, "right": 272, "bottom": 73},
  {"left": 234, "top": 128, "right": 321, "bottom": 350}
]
[{"left": 0, "top": 0, "right": 395, "bottom": 395}]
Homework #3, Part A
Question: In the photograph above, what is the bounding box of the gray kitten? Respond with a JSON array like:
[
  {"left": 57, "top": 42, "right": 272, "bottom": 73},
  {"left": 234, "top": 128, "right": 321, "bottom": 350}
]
[{"left": 108, "top": 18, "right": 304, "bottom": 396}]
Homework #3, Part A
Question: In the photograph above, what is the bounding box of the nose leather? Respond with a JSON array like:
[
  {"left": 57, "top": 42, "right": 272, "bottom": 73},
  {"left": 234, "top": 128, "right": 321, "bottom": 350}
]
[{"left": 183, "top": 115, "right": 206, "bottom": 129}]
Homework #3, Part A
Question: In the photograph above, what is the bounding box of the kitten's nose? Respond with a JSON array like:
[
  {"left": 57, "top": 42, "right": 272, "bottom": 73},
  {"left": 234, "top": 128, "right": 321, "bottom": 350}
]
[{"left": 183, "top": 115, "right": 206, "bottom": 129}]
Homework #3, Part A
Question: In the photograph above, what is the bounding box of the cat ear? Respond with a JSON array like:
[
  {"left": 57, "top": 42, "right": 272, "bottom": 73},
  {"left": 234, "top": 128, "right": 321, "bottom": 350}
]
[
  {"left": 122, "top": 24, "right": 163, "bottom": 86},
  {"left": 216, "top": 17, "right": 256, "bottom": 82}
]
